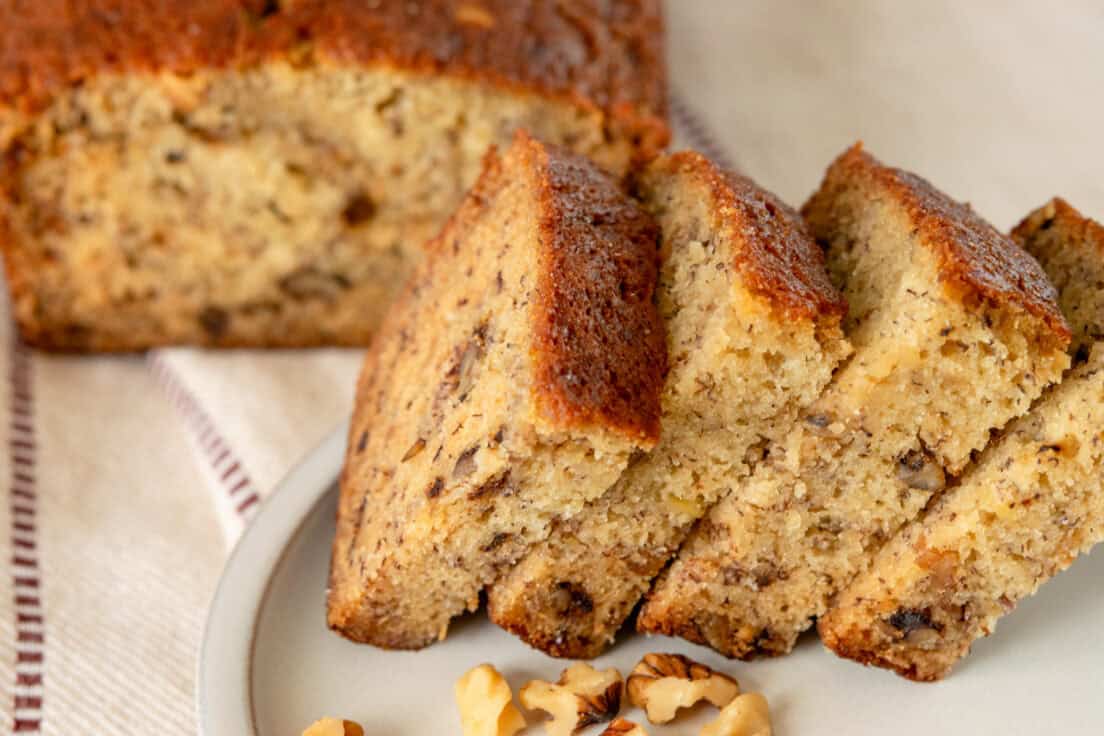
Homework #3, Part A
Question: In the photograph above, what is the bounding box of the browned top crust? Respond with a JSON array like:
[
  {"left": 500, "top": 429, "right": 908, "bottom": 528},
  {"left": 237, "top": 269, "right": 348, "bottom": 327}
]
[
  {"left": 0, "top": 0, "right": 667, "bottom": 148},
  {"left": 652, "top": 150, "right": 847, "bottom": 322},
  {"left": 416, "top": 130, "right": 665, "bottom": 443},
  {"left": 1011, "top": 197, "right": 1104, "bottom": 255},
  {"left": 523, "top": 132, "right": 666, "bottom": 443},
  {"left": 808, "top": 143, "right": 1069, "bottom": 340}
]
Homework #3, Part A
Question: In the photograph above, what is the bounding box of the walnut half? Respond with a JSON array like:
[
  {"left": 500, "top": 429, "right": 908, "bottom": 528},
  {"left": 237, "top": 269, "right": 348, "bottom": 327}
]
[
  {"left": 700, "top": 693, "right": 772, "bottom": 736},
  {"left": 455, "top": 664, "right": 527, "bottom": 736},
  {"left": 301, "top": 718, "right": 364, "bottom": 736},
  {"left": 599, "top": 717, "right": 649, "bottom": 736},
  {"left": 626, "top": 653, "right": 739, "bottom": 724},
  {"left": 520, "top": 662, "right": 623, "bottom": 736}
]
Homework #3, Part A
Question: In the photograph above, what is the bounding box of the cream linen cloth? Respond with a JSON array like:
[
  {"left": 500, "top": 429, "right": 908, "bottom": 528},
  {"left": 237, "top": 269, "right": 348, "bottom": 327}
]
[{"left": 2, "top": 2, "right": 1102, "bottom": 733}]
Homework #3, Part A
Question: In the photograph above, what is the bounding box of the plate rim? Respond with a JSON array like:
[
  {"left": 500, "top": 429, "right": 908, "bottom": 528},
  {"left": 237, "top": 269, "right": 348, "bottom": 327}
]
[{"left": 197, "top": 420, "right": 350, "bottom": 736}]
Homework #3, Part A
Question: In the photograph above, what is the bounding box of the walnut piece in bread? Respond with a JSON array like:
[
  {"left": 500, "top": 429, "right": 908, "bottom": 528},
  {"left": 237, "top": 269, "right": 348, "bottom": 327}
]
[
  {"left": 700, "top": 693, "right": 772, "bottom": 736},
  {"left": 520, "top": 663, "right": 623, "bottom": 736},
  {"left": 301, "top": 718, "right": 364, "bottom": 736},
  {"left": 626, "top": 653, "right": 739, "bottom": 724},
  {"left": 455, "top": 664, "right": 527, "bottom": 736}
]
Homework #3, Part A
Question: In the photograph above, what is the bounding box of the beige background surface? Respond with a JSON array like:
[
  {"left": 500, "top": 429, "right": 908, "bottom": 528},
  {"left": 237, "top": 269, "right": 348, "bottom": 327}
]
[
  {"left": 1, "top": 2, "right": 1101, "bottom": 734},
  {"left": 669, "top": 1, "right": 1104, "bottom": 228}
]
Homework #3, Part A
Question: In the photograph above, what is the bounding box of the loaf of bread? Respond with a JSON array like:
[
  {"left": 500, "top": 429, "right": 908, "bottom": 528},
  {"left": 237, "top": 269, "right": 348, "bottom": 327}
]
[
  {"left": 486, "top": 151, "right": 850, "bottom": 658},
  {"left": 637, "top": 144, "right": 1071, "bottom": 658},
  {"left": 0, "top": 0, "right": 667, "bottom": 350},
  {"left": 327, "top": 131, "right": 666, "bottom": 649},
  {"left": 818, "top": 198, "right": 1104, "bottom": 680}
]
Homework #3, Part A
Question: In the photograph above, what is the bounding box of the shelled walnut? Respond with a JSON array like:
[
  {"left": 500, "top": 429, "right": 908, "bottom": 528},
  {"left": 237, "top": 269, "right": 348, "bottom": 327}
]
[
  {"left": 520, "top": 662, "right": 623, "bottom": 736},
  {"left": 700, "top": 693, "right": 772, "bottom": 736},
  {"left": 455, "top": 664, "right": 527, "bottom": 736},
  {"left": 626, "top": 653, "right": 739, "bottom": 724}
]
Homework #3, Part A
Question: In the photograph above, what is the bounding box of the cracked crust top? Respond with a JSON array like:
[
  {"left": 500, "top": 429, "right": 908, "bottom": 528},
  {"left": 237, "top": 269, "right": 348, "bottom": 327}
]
[
  {"left": 0, "top": 0, "right": 668, "bottom": 153},
  {"left": 804, "top": 143, "right": 1070, "bottom": 343},
  {"left": 647, "top": 151, "right": 848, "bottom": 322}
]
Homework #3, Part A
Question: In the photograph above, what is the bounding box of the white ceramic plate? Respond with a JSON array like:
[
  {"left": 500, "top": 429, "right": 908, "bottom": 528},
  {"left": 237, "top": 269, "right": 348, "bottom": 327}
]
[{"left": 199, "top": 422, "right": 1104, "bottom": 736}]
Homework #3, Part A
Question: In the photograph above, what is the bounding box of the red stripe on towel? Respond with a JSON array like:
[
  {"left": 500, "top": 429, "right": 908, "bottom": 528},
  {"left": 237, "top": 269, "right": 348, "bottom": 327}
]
[
  {"left": 8, "top": 339, "right": 43, "bottom": 733},
  {"left": 147, "top": 355, "right": 262, "bottom": 523}
]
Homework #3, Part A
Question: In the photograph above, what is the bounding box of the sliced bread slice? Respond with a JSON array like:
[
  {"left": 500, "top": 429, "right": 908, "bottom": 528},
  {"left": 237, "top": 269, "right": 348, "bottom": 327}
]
[
  {"left": 0, "top": 1, "right": 667, "bottom": 349},
  {"left": 327, "top": 131, "right": 666, "bottom": 649}
]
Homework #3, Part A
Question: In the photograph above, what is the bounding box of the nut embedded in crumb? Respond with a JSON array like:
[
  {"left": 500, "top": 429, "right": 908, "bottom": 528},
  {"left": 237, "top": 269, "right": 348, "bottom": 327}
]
[
  {"left": 301, "top": 718, "right": 364, "bottom": 736},
  {"left": 600, "top": 717, "right": 649, "bottom": 736},
  {"left": 700, "top": 693, "right": 772, "bottom": 736},
  {"left": 455, "top": 664, "right": 527, "bottom": 736},
  {"left": 520, "top": 662, "right": 623, "bottom": 736},
  {"left": 896, "top": 449, "right": 946, "bottom": 492},
  {"left": 626, "top": 653, "right": 739, "bottom": 724}
]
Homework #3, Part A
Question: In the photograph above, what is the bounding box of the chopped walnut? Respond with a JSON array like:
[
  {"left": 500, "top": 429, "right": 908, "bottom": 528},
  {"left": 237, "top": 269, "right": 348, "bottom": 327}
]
[
  {"left": 700, "top": 693, "right": 772, "bottom": 736},
  {"left": 455, "top": 664, "right": 527, "bottom": 736},
  {"left": 520, "top": 662, "right": 623, "bottom": 736},
  {"left": 600, "top": 717, "right": 649, "bottom": 736},
  {"left": 896, "top": 449, "right": 946, "bottom": 492},
  {"left": 301, "top": 718, "right": 364, "bottom": 736},
  {"left": 626, "top": 653, "right": 739, "bottom": 724}
]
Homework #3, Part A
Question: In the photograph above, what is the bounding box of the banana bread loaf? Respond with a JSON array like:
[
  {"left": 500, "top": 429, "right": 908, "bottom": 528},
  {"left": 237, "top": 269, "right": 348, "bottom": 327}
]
[
  {"left": 0, "top": 0, "right": 667, "bottom": 350},
  {"left": 637, "top": 144, "right": 1071, "bottom": 658},
  {"left": 486, "top": 151, "right": 850, "bottom": 658},
  {"left": 818, "top": 198, "right": 1104, "bottom": 680},
  {"left": 327, "top": 131, "right": 666, "bottom": 649}
]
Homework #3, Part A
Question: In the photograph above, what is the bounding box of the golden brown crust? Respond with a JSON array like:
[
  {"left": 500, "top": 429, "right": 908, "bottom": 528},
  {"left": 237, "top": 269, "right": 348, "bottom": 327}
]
[
  {"left": 648, "top": 151, "right": 847, "bottom": 322},
  {"left": 526, "top": 133, "right": 666, "bottom": 443},
  {"left": 804, "top": 143, "right": 1069, "bottom": 342},
  {"left": 0, "top": 0, "right": 668, "bottom": 155}
]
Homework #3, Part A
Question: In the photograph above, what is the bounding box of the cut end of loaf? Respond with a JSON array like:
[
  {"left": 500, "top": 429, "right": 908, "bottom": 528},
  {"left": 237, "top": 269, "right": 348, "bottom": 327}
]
[{"left": 0, "top": 1, "right": 668, "bottom": 350}]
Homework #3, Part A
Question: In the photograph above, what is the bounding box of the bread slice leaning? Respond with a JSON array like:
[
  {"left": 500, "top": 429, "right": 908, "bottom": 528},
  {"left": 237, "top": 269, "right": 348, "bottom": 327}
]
[
  {"left": 486, "top": 151, "right": 850, "bottom": 658},
  {"left": 819, "top": 198, "right": 1104, "bottom": 680},
  {"left": 327, "top": 131, "right": 666, "bottom": 649},
  {"left": 637, "top": 144, "right": 1071, "bottom": 658}
]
